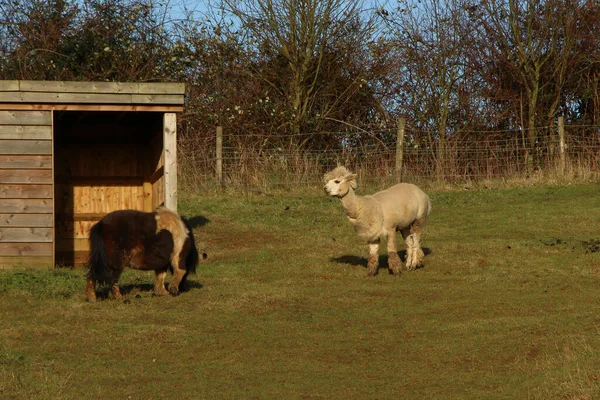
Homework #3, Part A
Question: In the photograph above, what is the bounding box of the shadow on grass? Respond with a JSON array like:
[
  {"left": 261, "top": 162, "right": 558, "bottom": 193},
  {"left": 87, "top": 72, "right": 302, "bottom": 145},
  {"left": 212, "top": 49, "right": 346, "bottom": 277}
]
[
  {"left": 330, "top": 248, "right": 432, "bottom": 273},
  {"left": 93, "top": 279, "right": 203, "bottom": 301},
  {"left": 185, "top": 215, "right": 211, "bottom": 229}
]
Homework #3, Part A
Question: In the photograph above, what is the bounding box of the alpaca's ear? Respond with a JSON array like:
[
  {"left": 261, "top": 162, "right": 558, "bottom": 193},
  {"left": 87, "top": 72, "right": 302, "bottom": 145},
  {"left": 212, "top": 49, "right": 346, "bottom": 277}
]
[{"left": 345, "top": 173, "right": 357, "bottom": 189}]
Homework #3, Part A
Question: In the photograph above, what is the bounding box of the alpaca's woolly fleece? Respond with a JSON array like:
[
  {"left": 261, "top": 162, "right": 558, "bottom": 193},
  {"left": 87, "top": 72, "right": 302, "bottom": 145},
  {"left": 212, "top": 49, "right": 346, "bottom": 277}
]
[{"left": 323, "top": 166, "right": 431, "bottom": 275}]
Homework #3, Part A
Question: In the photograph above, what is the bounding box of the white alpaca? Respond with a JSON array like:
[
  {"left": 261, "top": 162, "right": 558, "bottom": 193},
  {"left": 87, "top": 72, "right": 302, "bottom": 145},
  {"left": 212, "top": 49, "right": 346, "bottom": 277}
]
[{"left": 324, "top": 166, "right": 431, "bottom": 276}]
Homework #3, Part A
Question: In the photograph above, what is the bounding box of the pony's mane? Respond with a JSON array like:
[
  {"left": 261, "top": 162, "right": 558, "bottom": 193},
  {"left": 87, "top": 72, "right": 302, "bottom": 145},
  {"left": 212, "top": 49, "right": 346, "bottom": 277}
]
[{"left": 323, "top": 166, "right": 353, "bottom": 183}]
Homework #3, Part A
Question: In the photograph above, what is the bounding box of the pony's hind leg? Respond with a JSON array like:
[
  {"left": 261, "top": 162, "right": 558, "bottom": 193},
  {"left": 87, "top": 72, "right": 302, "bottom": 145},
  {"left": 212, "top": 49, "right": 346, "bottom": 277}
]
[
  {"left": 167, "top": 238, "right": 194, "bottom": 295},
  {"left": 108, "top": 268, "right": 124, "bottom": 300},
  {"left": 154, "top": 269, "right": 170, "bottom": 296},
  {"left": 109, "top": 283, "right": 123, "bottom": 300},
  {"left": 84, "top": 278, "right": 97, "bottom": 302}
]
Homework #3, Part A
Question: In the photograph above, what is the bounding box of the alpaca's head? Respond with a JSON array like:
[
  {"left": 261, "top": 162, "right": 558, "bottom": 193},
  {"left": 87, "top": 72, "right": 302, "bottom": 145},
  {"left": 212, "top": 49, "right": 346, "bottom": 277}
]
[{"left": 323, "top": 166, "right": 357, "bottom": 198}]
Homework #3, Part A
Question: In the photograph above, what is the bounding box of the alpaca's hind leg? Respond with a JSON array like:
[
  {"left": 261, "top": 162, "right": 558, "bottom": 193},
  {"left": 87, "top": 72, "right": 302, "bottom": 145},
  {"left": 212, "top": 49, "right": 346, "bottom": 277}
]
[
  {"left": 154, "top": 269, "right": 170, "bottom": 296},
  {"left": 367, "top": 240, "right": 380, "bottom": 276},
  {"left": 386, "top": 229, "right": 401, "bottom": 276},
  {"left": 84, "top": 279, "right": 97, "bottom": 302},
  {"left": 401, "top": 227, "right": 414, "bottom": 270},
  {"left": 411, "top": 218, "right": 426, "bottom": 267}
]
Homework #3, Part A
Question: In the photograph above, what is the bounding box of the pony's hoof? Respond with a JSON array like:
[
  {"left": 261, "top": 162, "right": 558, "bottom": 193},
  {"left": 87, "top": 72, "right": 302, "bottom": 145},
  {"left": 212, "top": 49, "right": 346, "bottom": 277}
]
[
  {"left": 84, "top": 294, "right": 97, "bottom": 302},
  {"left": 168, "top": 286, "right": 180, "bottom": 296}
]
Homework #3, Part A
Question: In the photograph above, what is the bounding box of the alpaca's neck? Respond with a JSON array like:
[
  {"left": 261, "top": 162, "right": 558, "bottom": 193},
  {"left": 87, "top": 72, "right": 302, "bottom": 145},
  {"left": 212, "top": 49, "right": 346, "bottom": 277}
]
[{"left": 340, "top": 188, "right": 362, "bottom": 219}]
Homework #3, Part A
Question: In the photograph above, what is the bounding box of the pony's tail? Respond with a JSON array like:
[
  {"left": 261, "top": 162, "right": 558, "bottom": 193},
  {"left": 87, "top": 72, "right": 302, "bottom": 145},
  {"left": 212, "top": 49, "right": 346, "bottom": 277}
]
[
  {"left": 87, "top": 222, "right": 113, "bottom": 284},
  {"left": 182, "top": 217, "right": 199, "bottom": 275}
]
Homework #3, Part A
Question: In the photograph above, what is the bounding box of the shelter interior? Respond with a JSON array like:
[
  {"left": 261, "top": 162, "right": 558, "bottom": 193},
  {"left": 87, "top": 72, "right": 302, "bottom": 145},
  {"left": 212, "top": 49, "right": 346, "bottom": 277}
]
[{"left": 53, "top": 111, "right": 166, "bottom": 266}]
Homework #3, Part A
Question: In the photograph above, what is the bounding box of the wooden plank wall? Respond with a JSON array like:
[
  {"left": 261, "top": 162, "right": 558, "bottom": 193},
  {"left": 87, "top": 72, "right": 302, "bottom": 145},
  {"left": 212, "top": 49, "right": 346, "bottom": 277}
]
[
  {"left": 0, "top": 111, "right": 53, "bottom": 269},
  {"left": 0, "top": 81, "right": 185, "bottom": 106},
  {"left": 54, "top": 143, "right": 148, "bottom": 265}
]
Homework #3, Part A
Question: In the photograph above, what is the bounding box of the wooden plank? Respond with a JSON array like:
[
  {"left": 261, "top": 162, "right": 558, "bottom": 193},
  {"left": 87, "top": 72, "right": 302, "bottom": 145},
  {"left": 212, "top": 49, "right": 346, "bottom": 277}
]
[
  {"left": 130, "top": 94, "right": 185, "bottom": 104},
  {"left": 0, "top": 155, "right": 52, "bottom": 169},
  {"left": 55, "top": 251, "right": 88, "bottom": 267},
  {"left": 152, "top": 175, "right": 165, "bottom": 209},
  {"left": 143, "top": 182, "right": 153, "bottom": 212},
  {"left": 0, "top": 125, "right": 52, "bottom": 139},
  {"left": 0, "top": 214, "right": 53, "bottom": 227},
  {"left": 0, "top": 256, "right": 53, "bottom": 269},
  {"left": 0, "top": 227, "right": 52, "bottom": 242},
  {"left": 0, "top": 81, "right": 20, "bottom": 91},
  {"left": 0, "top": 169, "right": 52, "bottom": 184},
  {"left": 0, "top": 111, "right": 51, "bottom": 125},
  {"left": 55, "top": 213, "right": 104, "bottom": 222},
  {"left": 137, "top": 82, "right": 185, "bottom": 94},
  {"left": 16, "top": 80, "right": 185, "bottom": 94},
  {"left": 0, "top": 185, "right": 52, "bottom": 198},
  {"left": 0, "top": 242, "right": 52, "bottom": 256},
  {"left": 148, "top": 165, "right": 164, "bottom": 184},
  {"left": 0, "top": 199, "right": 53, "bottom": 213},
  {"left": 0, "top": 104, "right": 184, "bottom": 112},
  {"left": 56, "top": 238, "right": 89, "bottom": 252},
  {"left": 0, "top": 140, "right": 52, "bottom": 155},
  {"left": 54, "top": 176, "right": 145, "bottom": 185},
  {"left": 163, "top": 113, "right": 177, "bottom": 212},
  {"left": 0, "top": 92, "right": 184, "bottom": 105}
]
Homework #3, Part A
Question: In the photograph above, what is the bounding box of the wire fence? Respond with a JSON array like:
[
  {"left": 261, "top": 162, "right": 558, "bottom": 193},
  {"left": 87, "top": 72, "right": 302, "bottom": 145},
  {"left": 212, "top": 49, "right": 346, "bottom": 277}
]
[{"left": 178, "top": 122, "right": 600, "bottom": 191}]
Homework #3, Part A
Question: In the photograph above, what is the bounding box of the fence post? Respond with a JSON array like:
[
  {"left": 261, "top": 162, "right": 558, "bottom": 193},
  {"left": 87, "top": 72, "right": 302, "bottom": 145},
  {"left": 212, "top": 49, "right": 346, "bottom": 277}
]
[
  {"left": 558, "top": 116, "right": 565, "bottom": 176},
  {"left": 216, "top": 126, "right": 223, "bottom": 188},
  {"left": 395, "top": 118, "right": 406, "bottom": 183}
]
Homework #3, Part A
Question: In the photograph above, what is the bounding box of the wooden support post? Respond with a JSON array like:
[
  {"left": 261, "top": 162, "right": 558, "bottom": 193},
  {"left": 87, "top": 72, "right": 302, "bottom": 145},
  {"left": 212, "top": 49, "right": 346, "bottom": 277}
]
[
  {"left": 558, "top": 116, "right": 565, "bottom": 176},
  {"left": 163, "top": 113, "right": 177, "bottom": 212},
  {"left": 395, "top": 118, "right": 406, "bottom": 183},
  {"left": 216, "top": 126, "right": 223, "bottom": 188}
]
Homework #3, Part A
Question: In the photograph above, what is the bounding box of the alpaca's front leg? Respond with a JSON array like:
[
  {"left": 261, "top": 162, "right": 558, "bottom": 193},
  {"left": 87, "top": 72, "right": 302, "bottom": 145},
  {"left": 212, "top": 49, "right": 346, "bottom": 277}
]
[
  {"left": 367, "top": 240, "right": 380, "bottom": 276},
  {"left": 387, "top": 229, "right": 401, "bottom": 275},
  {"left": 401, "top": 228, "right": 414, "bottom": 270}
]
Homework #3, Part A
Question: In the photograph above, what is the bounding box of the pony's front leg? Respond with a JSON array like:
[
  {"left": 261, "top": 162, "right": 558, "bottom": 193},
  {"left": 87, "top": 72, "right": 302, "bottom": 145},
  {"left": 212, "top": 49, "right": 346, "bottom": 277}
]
[
  {"left": 387, "top": 229, "right": 401, "bottom": 276},
  {"left": 366, "top": 240, "right": 380, "bottom": 276},
  {"left": 154, "top": 269, "right": 170, "bottom": 296},
  {"left": 84, "top": 279, "right": 97, "bottom": 302}
]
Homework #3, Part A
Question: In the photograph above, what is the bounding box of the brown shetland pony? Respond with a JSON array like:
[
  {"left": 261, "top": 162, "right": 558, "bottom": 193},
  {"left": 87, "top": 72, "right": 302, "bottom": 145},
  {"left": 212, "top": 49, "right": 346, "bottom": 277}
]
[{"left": 83, "top": 207, "right": 202, "bottom": 302}]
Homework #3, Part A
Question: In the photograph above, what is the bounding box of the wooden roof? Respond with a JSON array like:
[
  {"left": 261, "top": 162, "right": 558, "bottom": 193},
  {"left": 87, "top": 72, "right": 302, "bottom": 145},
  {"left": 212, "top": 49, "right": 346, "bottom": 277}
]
[{"left": 0, "top": 80, "right": 185, "bottom": 112}]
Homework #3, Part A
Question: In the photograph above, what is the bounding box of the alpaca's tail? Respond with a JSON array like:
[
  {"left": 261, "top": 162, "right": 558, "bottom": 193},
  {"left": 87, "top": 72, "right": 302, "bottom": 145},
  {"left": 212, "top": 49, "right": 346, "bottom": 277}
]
[
  {"left": 87, "top": 222, "right": 113, "bottom": 284},
  {"left": 427, "top": 196, "right": 432, "bottom": 216}
]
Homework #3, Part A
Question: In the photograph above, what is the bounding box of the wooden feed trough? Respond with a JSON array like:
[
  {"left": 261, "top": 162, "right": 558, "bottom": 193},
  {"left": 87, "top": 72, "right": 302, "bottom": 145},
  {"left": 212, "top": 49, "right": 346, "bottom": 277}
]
[{"left": 0, "top": 80, "right": 185, "bottom": 269}]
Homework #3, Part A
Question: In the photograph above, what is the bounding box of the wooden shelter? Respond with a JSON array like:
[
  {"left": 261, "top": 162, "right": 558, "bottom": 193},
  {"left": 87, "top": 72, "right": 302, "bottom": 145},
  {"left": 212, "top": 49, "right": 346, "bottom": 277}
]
[{"left": 0, "top": 80, "right": 185, "bottom": 269}]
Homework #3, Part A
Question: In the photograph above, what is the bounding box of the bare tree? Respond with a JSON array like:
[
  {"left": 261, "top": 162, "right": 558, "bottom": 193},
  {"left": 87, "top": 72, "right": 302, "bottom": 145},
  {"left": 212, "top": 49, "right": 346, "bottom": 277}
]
[
  {"left": 222, "top": 0, "right": 381, "bottom": 135},
  {"left": 381, "top": 0, "right": 472, "bottom": 173},
  {"left": 470, "top": 0, "right": 582, "bottom": 168}
]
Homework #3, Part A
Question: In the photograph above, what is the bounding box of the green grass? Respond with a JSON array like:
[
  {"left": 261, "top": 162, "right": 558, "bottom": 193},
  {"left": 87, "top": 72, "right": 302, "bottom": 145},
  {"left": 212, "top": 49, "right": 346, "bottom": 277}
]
[{"left": 2, "top": 183, "right": 600, "bottom": 399}]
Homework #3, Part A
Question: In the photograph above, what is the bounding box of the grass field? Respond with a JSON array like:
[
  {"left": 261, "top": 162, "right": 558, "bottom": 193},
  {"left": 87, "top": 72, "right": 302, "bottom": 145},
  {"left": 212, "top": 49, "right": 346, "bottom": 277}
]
[{"left": 1, "top": 183, "right": 600, "bottom": 399}]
